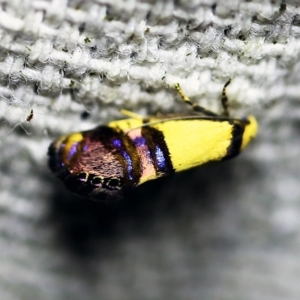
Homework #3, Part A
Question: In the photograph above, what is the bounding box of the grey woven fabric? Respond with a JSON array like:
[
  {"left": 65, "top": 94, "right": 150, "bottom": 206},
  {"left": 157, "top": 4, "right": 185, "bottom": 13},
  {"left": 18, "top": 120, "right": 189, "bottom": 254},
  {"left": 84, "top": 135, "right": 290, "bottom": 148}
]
[{"left": 1, "top": 1, "right": 300, "bottom": 299}]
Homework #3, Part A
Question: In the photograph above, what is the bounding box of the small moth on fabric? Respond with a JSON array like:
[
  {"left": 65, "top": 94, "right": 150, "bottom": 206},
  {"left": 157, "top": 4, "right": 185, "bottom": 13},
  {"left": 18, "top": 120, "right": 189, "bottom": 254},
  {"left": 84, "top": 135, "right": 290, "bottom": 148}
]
[{"left": 48, "top": 80, "right": 258, "bottom": 200}]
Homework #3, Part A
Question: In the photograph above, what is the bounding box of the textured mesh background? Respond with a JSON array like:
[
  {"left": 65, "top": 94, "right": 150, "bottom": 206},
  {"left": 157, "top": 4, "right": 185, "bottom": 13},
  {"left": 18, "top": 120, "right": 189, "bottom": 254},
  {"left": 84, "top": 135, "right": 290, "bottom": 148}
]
[{"left": 1, "top": 0, "right": 300, "bottom": 299}]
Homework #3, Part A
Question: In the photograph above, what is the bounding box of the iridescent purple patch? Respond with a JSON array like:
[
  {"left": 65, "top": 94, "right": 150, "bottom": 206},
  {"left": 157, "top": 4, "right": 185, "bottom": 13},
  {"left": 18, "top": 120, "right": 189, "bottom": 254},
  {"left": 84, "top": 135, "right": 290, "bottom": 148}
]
[
  {"left": 112, "top": 138, "right": 134, "bottom": 180},
  {"left": 133, "top": 136, "right": 146, "bottom": 146},
  {"left": 155, "top": 145, "right": 167, "bottom": 172},
  {"left": 68, "top": 142, "right": 78, "bottom": 160}
]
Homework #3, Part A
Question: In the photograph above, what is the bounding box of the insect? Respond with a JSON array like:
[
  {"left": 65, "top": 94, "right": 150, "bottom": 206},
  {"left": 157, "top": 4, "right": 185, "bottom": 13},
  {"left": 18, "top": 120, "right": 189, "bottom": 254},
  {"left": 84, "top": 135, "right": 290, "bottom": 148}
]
[
  {"left": 26, "top": 109, "right": 34, "bottom": 122},
  {"left": 4, "top": 108, "right": 34, "bottom": 135},
  {"left": 48, "top": 80, "right": 258, "bottom": 200}
]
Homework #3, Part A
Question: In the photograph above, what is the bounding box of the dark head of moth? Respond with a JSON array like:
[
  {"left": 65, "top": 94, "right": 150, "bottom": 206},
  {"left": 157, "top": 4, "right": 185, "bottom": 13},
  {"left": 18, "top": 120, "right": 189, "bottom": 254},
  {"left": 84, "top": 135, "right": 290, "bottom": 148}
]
[{"left": 48, "top": 80, "right": 258, "bottom": 200}]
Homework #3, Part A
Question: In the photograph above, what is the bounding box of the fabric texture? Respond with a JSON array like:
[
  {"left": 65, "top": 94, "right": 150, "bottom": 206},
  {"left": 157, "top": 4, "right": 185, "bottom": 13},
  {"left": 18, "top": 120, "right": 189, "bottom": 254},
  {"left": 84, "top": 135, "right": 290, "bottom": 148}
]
[{"left": 1, "top": 0, "right": 300, "bottom": 299}]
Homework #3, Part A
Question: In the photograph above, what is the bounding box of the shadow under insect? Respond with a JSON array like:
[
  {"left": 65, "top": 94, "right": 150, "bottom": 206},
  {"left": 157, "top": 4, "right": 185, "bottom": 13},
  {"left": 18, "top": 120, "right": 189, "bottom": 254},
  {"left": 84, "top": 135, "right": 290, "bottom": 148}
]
[{"left": 47, "top": 157, "right": 259, "bottom": 258}]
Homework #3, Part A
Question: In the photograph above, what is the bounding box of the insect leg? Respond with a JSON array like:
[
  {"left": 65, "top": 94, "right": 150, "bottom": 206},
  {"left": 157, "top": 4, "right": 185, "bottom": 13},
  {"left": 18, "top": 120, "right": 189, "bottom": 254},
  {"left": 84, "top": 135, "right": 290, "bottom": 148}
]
[
  {"left": 120, "top": 109, "right": 144, "bottom": 119},
  {"left": 174, "top": 83, "right": 218, "bottom": 117},
  {"left": 221, "top": 79, "right": 231, "bottom": 117}
]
